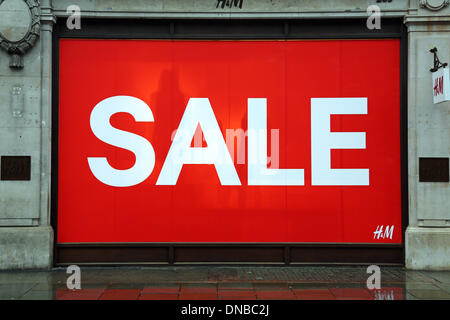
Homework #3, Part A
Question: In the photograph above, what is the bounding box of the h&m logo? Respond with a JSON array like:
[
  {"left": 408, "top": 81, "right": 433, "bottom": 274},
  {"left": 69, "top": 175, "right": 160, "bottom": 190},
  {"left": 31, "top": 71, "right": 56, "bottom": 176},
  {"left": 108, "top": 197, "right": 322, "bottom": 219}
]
[
  {"left": 216, "top": 0, "right": 243, "bottom": 9},
  {"left": 434, "top": 75, "right": 444, "bottom": 97}
]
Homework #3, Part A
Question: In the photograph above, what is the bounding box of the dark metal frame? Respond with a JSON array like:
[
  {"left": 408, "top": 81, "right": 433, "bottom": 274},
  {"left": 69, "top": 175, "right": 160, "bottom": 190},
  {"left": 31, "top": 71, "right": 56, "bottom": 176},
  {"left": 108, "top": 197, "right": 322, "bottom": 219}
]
[
  {"left": 419, "top": 158, "right": 450, "bottom": 182},
  {"left": 51, "top": 18, "right": 408, "bottom": 266},
  {"left": 0, "top": 156, "right": 31, "bottom": 181}
]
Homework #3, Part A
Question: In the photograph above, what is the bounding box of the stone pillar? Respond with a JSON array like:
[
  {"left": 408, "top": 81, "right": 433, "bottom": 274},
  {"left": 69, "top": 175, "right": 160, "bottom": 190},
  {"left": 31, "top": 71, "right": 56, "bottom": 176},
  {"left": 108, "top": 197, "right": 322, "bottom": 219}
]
[
  {"left": 404, "top": 0, "right": 450, "bottom": 270},
  {"left": 0, "top": 0, "right": 54, "bottom": 270}
]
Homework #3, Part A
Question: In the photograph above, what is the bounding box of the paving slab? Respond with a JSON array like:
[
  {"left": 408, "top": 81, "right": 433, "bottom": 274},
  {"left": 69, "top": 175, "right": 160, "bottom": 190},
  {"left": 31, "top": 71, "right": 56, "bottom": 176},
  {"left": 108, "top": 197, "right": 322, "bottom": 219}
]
[
  {"left": 407, "top": 289, "right": 450, "bottom": 300},
  {"left": 423, "top": 271, "right": 450, "bottom": 284},
  {"left": 20, "top": 290, "right": 54, "bottom": 300},
  {"left": 0, "top": 283, "right": 36, "bottom": 299}
]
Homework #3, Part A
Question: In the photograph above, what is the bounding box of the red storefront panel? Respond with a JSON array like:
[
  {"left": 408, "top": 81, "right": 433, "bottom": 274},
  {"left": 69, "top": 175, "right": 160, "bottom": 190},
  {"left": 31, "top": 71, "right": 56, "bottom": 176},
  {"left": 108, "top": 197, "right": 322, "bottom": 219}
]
[{"left": 58, "top": 39, "right": 401, "bottom": 244}]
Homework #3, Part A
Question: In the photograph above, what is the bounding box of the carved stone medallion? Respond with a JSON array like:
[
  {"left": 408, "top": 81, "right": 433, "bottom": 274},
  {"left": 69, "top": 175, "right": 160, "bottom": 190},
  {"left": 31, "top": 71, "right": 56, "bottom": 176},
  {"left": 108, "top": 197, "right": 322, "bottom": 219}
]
[{"left": 0, "top": 0, "right": 40, "bottom": 69}]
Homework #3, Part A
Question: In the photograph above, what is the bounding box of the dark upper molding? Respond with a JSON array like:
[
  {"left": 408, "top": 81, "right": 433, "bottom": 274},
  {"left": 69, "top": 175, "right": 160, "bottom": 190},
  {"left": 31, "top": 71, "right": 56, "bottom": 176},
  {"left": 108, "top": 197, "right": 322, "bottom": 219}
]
[{"left": 54, "top": 17, "right": 404, "bottom": 40}]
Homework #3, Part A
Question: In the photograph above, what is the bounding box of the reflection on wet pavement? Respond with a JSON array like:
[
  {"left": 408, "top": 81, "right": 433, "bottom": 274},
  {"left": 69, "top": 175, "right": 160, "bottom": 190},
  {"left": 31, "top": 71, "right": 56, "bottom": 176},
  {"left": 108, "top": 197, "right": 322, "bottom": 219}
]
[{"left": 0, "top": 266, "right": 448, "bottom": 300}]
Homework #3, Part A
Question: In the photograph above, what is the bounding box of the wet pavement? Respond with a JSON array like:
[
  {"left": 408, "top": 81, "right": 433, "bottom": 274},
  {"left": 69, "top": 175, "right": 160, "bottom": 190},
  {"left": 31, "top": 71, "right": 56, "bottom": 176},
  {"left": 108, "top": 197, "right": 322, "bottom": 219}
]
[{"left": 0, "top": 266, "right": 449, "bottom": 300}]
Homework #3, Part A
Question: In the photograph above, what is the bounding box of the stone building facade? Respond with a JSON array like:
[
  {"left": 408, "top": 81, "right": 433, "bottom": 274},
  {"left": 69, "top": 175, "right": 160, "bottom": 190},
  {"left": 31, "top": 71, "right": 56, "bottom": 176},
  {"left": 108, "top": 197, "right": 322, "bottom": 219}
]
[{"left": 0, "top": 0, "right": 449, "bottom": 270}]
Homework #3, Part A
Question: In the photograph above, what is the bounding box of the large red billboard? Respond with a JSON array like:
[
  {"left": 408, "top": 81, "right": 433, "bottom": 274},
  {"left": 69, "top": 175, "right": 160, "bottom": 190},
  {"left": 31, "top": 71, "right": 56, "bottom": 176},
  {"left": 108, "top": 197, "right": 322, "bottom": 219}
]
[{"left": 58, "top": 39, "right": 401, "bottom": 244}]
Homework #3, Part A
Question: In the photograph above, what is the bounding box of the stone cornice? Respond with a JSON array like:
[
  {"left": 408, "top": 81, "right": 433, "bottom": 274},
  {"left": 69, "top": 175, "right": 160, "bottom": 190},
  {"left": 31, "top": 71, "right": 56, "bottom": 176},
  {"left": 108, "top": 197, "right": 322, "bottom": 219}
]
[
  {"left": 50, "top": 9, "right": 409, "bottom": 20},
  {"left": 40, "top": 4, "right": 56, "bottom": 26},
  {"left": 404, "top": 15, "right": 450, "bottom": 22},
  {"left": 404, "top": 15, "right": 450, "bottom": 31}
]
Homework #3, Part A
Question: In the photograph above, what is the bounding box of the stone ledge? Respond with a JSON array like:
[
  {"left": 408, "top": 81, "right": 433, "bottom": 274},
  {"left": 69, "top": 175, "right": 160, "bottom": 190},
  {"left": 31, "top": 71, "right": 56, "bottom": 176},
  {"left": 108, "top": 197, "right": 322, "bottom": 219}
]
[
  {"left": 404, "top": 15, "right": 450, "bottom": 32},
  {"left": 51, "top": 10, "right": 409, "bottom": 19},
  {"left": 0, "top": 226, "right": 53, "bottom": 270},
  {"left": 406, "top": 226, "right": 450, "bottom": 270}
]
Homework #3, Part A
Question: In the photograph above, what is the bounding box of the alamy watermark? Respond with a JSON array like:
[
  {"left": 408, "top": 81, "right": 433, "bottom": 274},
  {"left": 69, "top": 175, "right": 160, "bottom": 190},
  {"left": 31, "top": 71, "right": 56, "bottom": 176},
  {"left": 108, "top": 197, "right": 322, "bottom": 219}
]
[
  {"left": 66, "top": 265, "right": 81, "bottom": 290},
  {"left": 366, "top": 5, "right": 381, "bottom": 30},
  {"left": 66, "top": 5, "right": 81, "bottom": 30},
  {"left": 366, "top": 265, "right": 381, "bottom": 290}
]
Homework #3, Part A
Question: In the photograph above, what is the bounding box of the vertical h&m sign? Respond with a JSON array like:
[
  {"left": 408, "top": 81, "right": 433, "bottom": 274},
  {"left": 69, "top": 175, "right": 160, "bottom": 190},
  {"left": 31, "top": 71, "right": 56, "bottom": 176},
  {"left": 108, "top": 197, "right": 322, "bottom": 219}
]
[{"left": 432, "top": 67, "right": 450, "bottom": 104}]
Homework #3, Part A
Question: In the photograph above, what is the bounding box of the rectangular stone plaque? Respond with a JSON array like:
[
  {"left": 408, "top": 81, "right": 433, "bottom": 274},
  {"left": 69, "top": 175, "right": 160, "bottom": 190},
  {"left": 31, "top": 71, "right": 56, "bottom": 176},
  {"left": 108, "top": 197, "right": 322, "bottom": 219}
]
[
  {"left": 1, "top": 156, "right": 31, "bottom": 181},
  {"left": 419, "top": 157, "right": 449, "bottom": 182}
]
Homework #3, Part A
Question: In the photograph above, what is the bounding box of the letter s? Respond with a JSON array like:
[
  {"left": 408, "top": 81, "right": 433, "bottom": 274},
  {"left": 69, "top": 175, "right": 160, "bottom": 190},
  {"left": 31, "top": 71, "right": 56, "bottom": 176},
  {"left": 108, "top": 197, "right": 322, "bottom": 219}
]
[{"left": 88, "top": 96, "right": 155, "bottom": 187}]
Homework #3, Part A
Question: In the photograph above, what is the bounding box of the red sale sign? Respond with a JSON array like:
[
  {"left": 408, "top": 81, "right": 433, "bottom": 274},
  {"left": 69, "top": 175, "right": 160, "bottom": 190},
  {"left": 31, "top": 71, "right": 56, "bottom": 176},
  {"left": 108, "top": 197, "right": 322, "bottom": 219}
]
[{"left": 57, "top": 39, "right": 401, "bottom": 244}]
